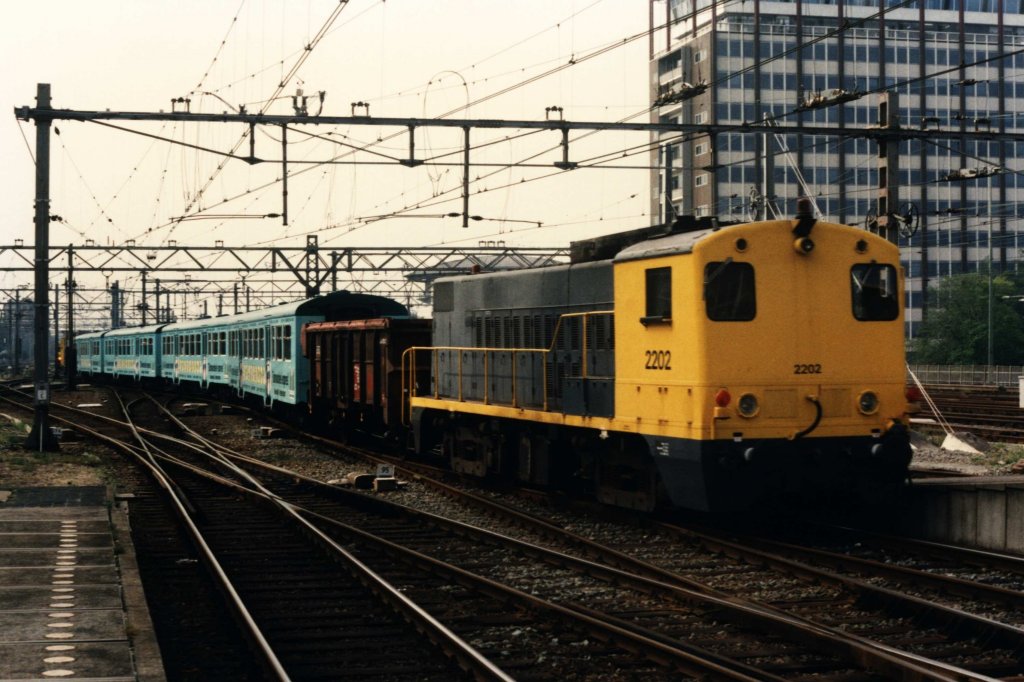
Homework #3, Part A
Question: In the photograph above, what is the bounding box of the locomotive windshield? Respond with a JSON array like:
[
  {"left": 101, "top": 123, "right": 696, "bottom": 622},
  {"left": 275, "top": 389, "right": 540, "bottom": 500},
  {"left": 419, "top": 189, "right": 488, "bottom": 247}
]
[
  {"left": 704, "top": 261, "right": 756, "bottom": 321},
  {"left": 851, "top": 263, "right": 899, "bottom": 321}
]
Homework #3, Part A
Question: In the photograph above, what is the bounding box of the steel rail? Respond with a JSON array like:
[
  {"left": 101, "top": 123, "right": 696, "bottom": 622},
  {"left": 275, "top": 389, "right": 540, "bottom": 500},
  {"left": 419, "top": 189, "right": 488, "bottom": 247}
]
[
  {"left": 109, "top": 392, "right": 293, "bottom": 681},
  {"left": 139, "top": 398, "right": 778, "bottom": 681},
  {"left": 18, "top": 385, "right": 1012, "bottom": 681},
  {"left": 140, "top": 437, "right": 780, "bottom": 681},
  {"left": 720, "top": 534, "right": 1024, "bottom": 609},
  {"left": 812, "top": 523, "right": 1024, "bottom": 577},
  {"left": 138, "top": 396, "right": 514, "bottom": 682},
  {"left": 0, "top": 389, "right": 292, "bottom": 681},
  {"left": 5, "top": 387, "right": 510, "bottom": 680},
  {"left": 155, "top": 401, "right": 993, "bottom": 682},
  {"left": 656, "top": 522, "right": 1024, "bottom": 653}
]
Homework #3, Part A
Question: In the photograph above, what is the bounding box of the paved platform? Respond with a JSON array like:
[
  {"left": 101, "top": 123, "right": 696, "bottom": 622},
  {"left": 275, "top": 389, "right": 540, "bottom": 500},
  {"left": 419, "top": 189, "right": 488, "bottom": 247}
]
[
  {"left": 898, "top": 475, "right": 1024, "bottom": 554},
  {"left": 0, "top": 487, "right": 164, "bottom": 681}
]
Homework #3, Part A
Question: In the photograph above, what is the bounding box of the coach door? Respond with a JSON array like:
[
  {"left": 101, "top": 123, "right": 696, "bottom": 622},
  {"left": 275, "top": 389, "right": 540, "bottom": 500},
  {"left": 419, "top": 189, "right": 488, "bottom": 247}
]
[
  {"left": 236, "top": 329, "right": 245, "bottom": 397},
  {"left": 263, "top": 324, "right": 272, "bottom": 404}
]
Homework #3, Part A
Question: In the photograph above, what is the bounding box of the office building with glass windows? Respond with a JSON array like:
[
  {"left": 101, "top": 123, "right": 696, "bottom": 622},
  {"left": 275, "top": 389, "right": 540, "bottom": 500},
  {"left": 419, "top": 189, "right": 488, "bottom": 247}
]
[{"left": 649, "top": 0, "right": 1024, "bottom": 336}]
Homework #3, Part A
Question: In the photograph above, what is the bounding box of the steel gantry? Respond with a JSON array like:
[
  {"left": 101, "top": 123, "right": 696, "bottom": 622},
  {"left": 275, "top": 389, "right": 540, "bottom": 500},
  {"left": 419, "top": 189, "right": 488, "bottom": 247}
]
[{"left": 0, "top": 238, "right": 568, "bottom": 295}]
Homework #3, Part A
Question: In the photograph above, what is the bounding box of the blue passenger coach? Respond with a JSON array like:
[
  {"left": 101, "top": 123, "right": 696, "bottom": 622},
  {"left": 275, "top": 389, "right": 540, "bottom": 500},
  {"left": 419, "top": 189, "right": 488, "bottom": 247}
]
[
  {"left": 105, "top": 324, "right": 165, "bottom": 380},
  {"left": 161, "top": 320, "right": 212, "bottom": 387},
  {"left": 74, "top": 291, "right": 407, "bottom": 409},
  {"left": 214, "top": 292, "right": 408, "bottom": 406},
  {"left": 155, "top": 291, "right": 410, "bottom": 405},
  {"left": 74, "top": 331, "right": 105, "bottom": 377}
]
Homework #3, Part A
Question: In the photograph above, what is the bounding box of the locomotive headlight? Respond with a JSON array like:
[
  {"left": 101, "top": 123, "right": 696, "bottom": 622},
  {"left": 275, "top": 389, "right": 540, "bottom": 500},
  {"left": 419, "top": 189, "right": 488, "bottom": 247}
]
[
  {"left": 737, "top": 393, "right": 759, "bottom": 418},
  {"left": 793, "top": 237, "right": 815, "bottom": 255},
  {"left": 858, "top": 391, "right": 879, "bottom": 415}
]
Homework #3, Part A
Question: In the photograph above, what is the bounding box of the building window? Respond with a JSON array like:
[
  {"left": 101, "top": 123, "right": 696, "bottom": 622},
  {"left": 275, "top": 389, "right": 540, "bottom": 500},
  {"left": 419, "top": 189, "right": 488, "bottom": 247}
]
[
  {"left": 694, "top": 49, "right": 707, "bottom": 63},
  {"left": 705, "top": 261, "right": 756, "bottom": 321},
  {"left": 695, "top": 111, "right": 708, "bottom": 124},
  {"left": 643, "top": 267, "right": 672, "bottom": 324},
  {"left": 695, "top": 173, "right": 709, "bottom": 187},
  {"left": 695, "top": 142, "right": 708, "bottom": 156},
  {"left": 695, "top": 204, "right": 711, "bottom": 217}
]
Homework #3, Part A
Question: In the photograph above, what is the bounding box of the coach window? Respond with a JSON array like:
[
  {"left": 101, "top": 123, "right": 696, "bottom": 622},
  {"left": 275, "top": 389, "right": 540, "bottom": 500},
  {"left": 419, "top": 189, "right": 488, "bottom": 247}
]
[
  {"left": 642, "top": 267, "right": 672, "bottom": 325},
  {"left": 705, "top": 260, "right": 756, "bottom": 321},
  {"left": 283, "top": 326, "right": 292, "bottom": 360},
  {"left": 851, "top": 263, "right": 899, "bottom": 321}
]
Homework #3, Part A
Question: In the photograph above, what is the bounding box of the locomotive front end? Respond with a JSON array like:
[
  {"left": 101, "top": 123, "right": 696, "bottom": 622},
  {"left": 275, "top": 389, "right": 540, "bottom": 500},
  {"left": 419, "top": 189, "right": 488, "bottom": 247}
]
[{"left": 613, "top": 217, "right": 913, "bottom": 511}]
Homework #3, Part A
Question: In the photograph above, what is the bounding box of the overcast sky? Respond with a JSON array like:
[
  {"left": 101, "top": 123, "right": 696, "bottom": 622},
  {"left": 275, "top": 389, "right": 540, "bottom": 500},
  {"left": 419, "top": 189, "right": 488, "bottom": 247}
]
[{"left": 1, "top": 1, "right": 653, "bottom": 309}]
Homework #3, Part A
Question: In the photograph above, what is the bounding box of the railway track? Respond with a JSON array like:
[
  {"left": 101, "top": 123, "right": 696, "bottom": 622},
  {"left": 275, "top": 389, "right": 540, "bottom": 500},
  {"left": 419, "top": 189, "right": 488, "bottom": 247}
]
[
  {"left": 6, "top": 383, "right": 1024, "bottom": 679},
  {"left": 918, "top": 384, "right": 1024, "bottom": 443},
  {"left": 1, "top": 386, "right": 500, "bottom": 681},
  {"left": 160, "top": 395, "right": 1024, "bottom": 680}
]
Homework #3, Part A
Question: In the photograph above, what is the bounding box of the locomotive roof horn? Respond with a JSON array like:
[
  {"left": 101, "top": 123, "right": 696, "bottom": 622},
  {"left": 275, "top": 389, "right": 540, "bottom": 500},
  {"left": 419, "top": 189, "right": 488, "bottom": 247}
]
[{"left": 792, "top": 196, "right": 817, "bottom": 238}]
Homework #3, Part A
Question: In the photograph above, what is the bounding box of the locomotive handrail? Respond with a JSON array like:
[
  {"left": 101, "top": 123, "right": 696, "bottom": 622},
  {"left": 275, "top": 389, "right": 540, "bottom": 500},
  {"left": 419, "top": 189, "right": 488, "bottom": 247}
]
[{"left": 400, "top": 309, "right": 615, "bottom": 425}]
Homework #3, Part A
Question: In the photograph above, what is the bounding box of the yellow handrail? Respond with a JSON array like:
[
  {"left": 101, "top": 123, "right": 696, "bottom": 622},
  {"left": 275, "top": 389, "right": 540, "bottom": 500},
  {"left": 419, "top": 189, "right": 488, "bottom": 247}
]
[{"left": 400, "top": 310, "right": 615, "bottom": 425}]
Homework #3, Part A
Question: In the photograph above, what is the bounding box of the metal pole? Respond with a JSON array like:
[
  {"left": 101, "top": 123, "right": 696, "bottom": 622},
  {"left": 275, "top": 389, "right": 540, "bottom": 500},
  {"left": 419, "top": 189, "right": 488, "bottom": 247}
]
[
  {"left": 140, "top": 271, "right": 148, "bottom": 326},
  {"left": 5, "top": 299, "right": 11, "bottom": 374},
  {"left": 13, "top": 289, "right": 21, "bottom": 375},
  {"left": 281, "top": 124, "right": 289, "bottom": 226},
  {"left": 762, "top": 123, "right": 769, "bottom": 221},
  {"left": 988, "top": 179, "right": 994, "bottom": 373},
  {"left": 25, "top": 83, "right": 59, "bottom": 451},
  {"left": 663, "top": 143, "right": 672, "bottom": 227},
  {"left": 305, "top": 235, "right": 319, "bottom": 298},
  {"left": 110, "top": 281, "right": 119, "bottom": 329},
  {"left": 53, "top": 282, "right": 59, "bottom": 379},
  {"left": 66, "top": 251, "right": 76, "bottom": 390},
  {"left": 462, "top": 126, "right": 470, "bottom": 227}
]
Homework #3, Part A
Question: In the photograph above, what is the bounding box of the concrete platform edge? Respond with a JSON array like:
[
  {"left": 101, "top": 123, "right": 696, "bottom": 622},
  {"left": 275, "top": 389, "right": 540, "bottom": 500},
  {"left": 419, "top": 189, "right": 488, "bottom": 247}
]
[
  {"left": 897, "top": 479, "right": 1024, "bottom": 555},
  {"left": 110, "top": 500, "right": 166, "bottom": 682}
]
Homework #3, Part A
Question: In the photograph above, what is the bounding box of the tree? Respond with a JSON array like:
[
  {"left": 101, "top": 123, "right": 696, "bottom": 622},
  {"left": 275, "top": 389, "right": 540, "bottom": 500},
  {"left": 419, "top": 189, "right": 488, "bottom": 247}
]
[{"left": 911, "top": 269, "right": 1024, "bottom": 364}]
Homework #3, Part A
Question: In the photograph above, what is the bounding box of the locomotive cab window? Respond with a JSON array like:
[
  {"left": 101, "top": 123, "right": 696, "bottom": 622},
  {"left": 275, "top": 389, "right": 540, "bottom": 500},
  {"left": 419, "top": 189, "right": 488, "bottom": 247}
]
[
  {"left": 705, "top": 260, "right": 756, "bottom": 321},
  {"left": 642, "top": 266, "right": 672, "bottom": 325},
  {"left": 851, "top": 263, "right": 899, "bottom": 321}
]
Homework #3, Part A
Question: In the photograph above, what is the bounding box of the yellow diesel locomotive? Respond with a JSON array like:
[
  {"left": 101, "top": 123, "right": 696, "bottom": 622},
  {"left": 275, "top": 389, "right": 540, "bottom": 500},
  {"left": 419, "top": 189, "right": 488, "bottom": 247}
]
[{"left": 405, "top": 212, "right": 913, "bottom": 512}]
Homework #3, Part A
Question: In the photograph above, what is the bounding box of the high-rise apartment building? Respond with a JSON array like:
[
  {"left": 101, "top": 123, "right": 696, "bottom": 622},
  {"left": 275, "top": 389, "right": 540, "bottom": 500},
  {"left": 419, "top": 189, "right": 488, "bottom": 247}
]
[{"left": 650, "top": 0, "right": 1024, "bottom": 336}]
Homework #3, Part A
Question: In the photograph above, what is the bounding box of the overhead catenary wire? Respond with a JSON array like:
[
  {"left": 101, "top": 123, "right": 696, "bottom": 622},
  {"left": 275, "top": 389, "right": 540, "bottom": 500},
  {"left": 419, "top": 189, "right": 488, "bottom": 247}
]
[
  {"left": 37, "top": 1, "right": 1024, "bottom": 273},
  {"left": 115, "top": 0, "right": 870, "bottom": 242},
  {"left": 168, "top": 0, "right": 354, "bottom": 243}
]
